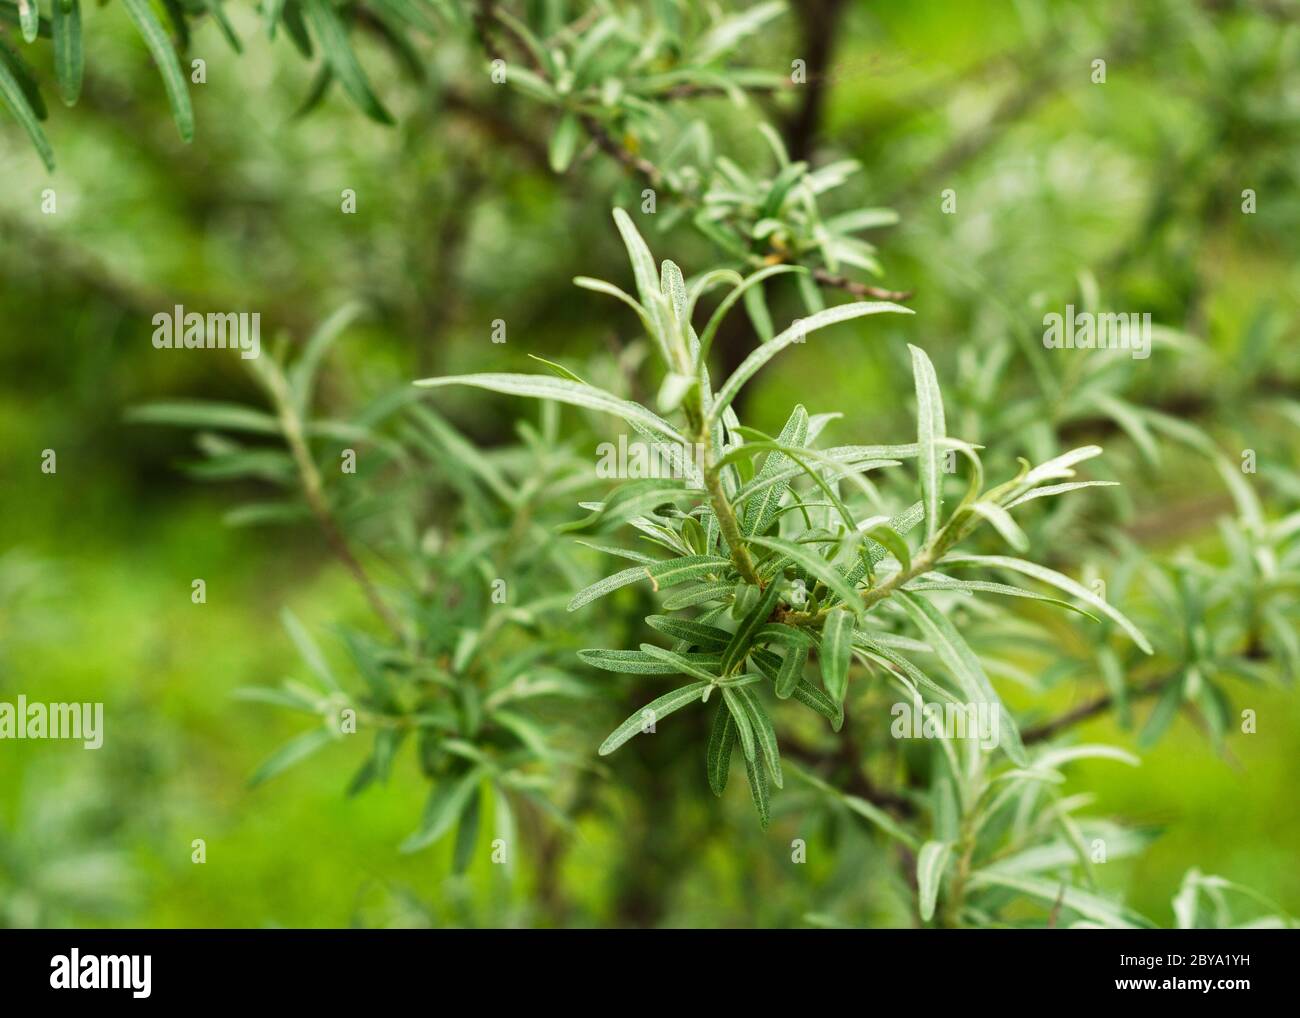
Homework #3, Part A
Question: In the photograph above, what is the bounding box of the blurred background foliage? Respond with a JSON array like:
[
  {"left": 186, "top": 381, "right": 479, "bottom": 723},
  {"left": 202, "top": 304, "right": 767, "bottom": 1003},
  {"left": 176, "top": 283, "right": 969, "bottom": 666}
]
[{"left": 1, "top": 0, "right": 1298, "bottom": 927}]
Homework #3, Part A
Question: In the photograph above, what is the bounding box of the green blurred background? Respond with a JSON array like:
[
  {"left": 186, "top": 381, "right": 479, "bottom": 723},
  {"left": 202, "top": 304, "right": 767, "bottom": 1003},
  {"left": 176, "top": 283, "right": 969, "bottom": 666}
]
[{"left": 1, "top": 0, "right": 1297, "bottom": 926}]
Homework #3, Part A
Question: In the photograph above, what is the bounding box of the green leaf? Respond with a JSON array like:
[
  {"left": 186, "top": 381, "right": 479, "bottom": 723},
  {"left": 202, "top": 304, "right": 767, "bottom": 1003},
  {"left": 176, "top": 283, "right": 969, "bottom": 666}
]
[
  {"left": 942, "top": 554, "right": 1154, "bottom": 655},
  {"left": 611, "top": 207, "right": 659, "bottom": 306},
  {"left": 744, "top": 405, "right": 809, "bottom": 536},
  {"left": 415, "top": 373, "right": 687, "bottom": 445},
  {"left": 120, "top": 0, "right": 194, "bottom": 142},
  {"left": 917, "top": 840, "right": 952, "bottom": 922},
  {"left": 749, "top": 535, "right": 861, "bottom": 613},
  {"left": 720, "top": 575, "right": 783, "bottom": 675},
  {"left": 736, "top": 686, "right": 782, "bottom": 788},
  {"left": 567, "top": 555, "right": 729, "bottom": 611},
  {"left": 400, "top": 768, "right": 485, "bottom": 852},
  {"left": 706, "top": 701, "right": 736, "bottom": 796},
  {"left": 548, "top": 111, "right": 581, "bottom": 172},
  {"left": 451, "top": 784, "right": 481, "bottom": 873},
  {"left": 598, "top": 681, "right": 709, "bottom": 755},
  {"left": 966, "top": 871, "right": 1153, "bottom": 928},
  {"left": 742, "top": 750, "right": 771, "bottom": 828},
  {"left": 895, "top": 592, "right": 1028, "bottom": 766},
  {"left": 637, "top": 643, "right": 723, "bottom": 683},
  {"left": 578, "top": 648, "right": 722, "bottom": 674},
  {"left": 645, "top": 615, "right": 730, "bottom": 649},
  {"left": 909, "top": 344, "right": 946, "bottom": 540},
  {"left": 301, "top": 0, "right": 394, "bottom": 124},
  {"left": 710, "top": 302, "right": 912, "bottom": 423},
  {"left": 968, "top": 501, "right": 1029, "bottom": 552},
  {"left": 0, "top": 40, "right": 53, "bottom": 170},
  {"left": 774, "top": 642, "right": 807, "bottom": 699},
  {"left": 17, "top": 0, "right": 36, "bottom": 42},
  {"left": 790, "top": 677, "right": 842, "bottom": 730},
  {"left": 819, "top": 607, "right": 854, "bottom": 705},
  {"left": 281, "top": 608, "right": 339, "bottom": 691},
  {"left": 248, "top": 726, "right": 336, "bottom": 787},
  {"left": 127, "top": 400, "right": 281, "bottom": 435},
  {"left": 722, "top": 686, "right": 757, "bottom": 762},
  {"left": 51, "top": 0, "right": 82, "bottom": 106}
]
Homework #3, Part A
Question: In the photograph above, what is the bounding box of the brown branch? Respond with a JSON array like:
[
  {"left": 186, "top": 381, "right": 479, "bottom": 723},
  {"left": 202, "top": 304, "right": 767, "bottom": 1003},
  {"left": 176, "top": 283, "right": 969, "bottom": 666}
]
[
  {"left": 811, "top": 267, "right": 913, "bottom": 302},
  {"left": 1021, "top": 675, "right": 1169, "bottom": 744}
]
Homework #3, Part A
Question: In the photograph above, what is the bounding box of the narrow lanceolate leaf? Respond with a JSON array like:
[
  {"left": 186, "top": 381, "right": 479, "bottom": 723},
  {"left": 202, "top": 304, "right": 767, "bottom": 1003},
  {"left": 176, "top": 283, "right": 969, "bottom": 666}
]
[
  {"left": 578, "top": 648, "right": 722, "bottom": 674},
  {"left": 611, "top": 207, "right": 659, "bottom": 306},
  {"left": 567, "top": 555, "right": 729, "bottom": 611},
  {"left": 942, "top": 554, "right": 1154, "bottom": 655},
  {"left": 17, "top": 0, "right": 37, "bottom": 42},
  {"left": 120, "top": 0, "right": 194, "bottom": 142},
  {"left": 598, "top": 681, "right": 708, "bottom": 755},
  {"left": 248, "top": 726, "right": 335, "bottom": 787},
  {"left": 736, "top": 686, "right": 782, "bottom": 788},
  {"left": 909, "top": 344, "right": 946, "bottom": 539},
  {"left": 968, "top": 501, "right": 1029, "bottom": 552},
  {"left": 895, "top": 592, "right": 1028, "bottom": 766},
  {"left": 721, "top": 687, "right": 756, "bottom": 762},
  {"left": 52, "top": 0, "right": 82, "bottom": 106},
  {"left": 0, "top": 41, "right": 53, "bottom": 170},
  {"left": 720, "top": 576, "right": 783, "bottom": 675},
  {"left": 791, "top": 677, "right": 843, "bottom": 730},
  {"left": 548, "top": 111, "right": 580, "bottom": 172},
  {"left": 645, "top": 615, "right": 730, "bottom": 650},
  {"left": 301, "top": 0, "right": 394, "bottom": 124},
  {"left": 706, "top": 702, "right": 736, "bottom": 796},
  {"left": 966, "top": 871, "right": 1153, "bottom": 929},
  {"left": 399, "top": 768, "right": 484, "bottom": 852},
  {"left": 710, "top": 302, "right": 913, "bottom": 423},
  {"left": 820, "top": 608, "right": 854, "bottom": 705},
  {"left": 637, "top": 644, "right": 723, "bottom": 684},
  {"left": 415, "top": 373, "right": 686, "bottom": 444},
  {"left": 774, "top": 642, "right": 807, "bottom": 699},
  {"left": 744, "top": 405, "right": 809, "bottom": 536},
  {"left": 743, "top": 750, "right": 771, "bottom": 828},
  {"left": 917, "top": 840, "right": 952, "bottom": 922},
  {"left": 749, "top": 535, "right": 861, "bottom": 612}
]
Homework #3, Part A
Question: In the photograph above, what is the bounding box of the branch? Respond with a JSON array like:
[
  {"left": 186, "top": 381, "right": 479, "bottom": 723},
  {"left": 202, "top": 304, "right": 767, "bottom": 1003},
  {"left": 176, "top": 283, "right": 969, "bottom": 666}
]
[{"left": 1021, "top": 675, "right": 1169, "bottom": 744}]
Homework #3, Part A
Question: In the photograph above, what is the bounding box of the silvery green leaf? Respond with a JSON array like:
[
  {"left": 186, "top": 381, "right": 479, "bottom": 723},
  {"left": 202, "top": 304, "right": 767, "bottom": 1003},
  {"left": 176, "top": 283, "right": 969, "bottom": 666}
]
[
  {"left": 248, "top": 725, "right": 336, "bottom": 788},
  {"left": 598, "top": 681, "right": 709, "bottom": 756},
  {"left": 51, "top": 0, "right": 82, "bottom": 106},
  {"left": 895, "top": 592, "right": 1027, "bottom": 765},
  {"left": 790, "top": 677, "right": 842, "bottom": 730},
  {"left": 722, "top": 687, "right": 756, "bottom": 762},
  {"left": 966, "top": 871, "right": 1153, "bottom": 929},
  {"left": 968, "top": 501, "right": 1029, "bottom": 552},
  {"left": 706, "top": 701, "right": 735, "bottom": 796},
  {"left": 744, "top": 405, "right": 809, "bottom": 536},
  {"left": 400, "top": 767, "right": 485, "bottom": 852},
  {"left": 941, "top": 554, "right": 1154, "bottom": 655},
  {"left": 578, "top": 648, "right": 722, "bottom": 674},
  {"left": 415, "top": 373, "right": 686, "bottom": 444},
  {"left": 736, "top": 686, "right": 782, "bottom": 788},
  {"left": 750, "top": 535, "right": 861, "bottom": 613},
  {"left": 819, "top": 607, "right": 853, "bottom": 705},
  {"left": 645, "top": 615, "right": 730, "bottom": 649},
  {"left": 0, "top": 40, "right": 53, "bottom": 170},
  {"left": 567, "top": 555, "right": 729, "bottom": 611},
  {"left": 121, "top": 0, "right": 194, "bottom": 141},
  {"left": 909, "top": 344, "right": 945, "bottom": 540},
  {"left": 710, "top": 302, "right": 912, "bottom": 423},
  {"left": 917, "top": 840, "right": 952, "bottom": 921}
]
